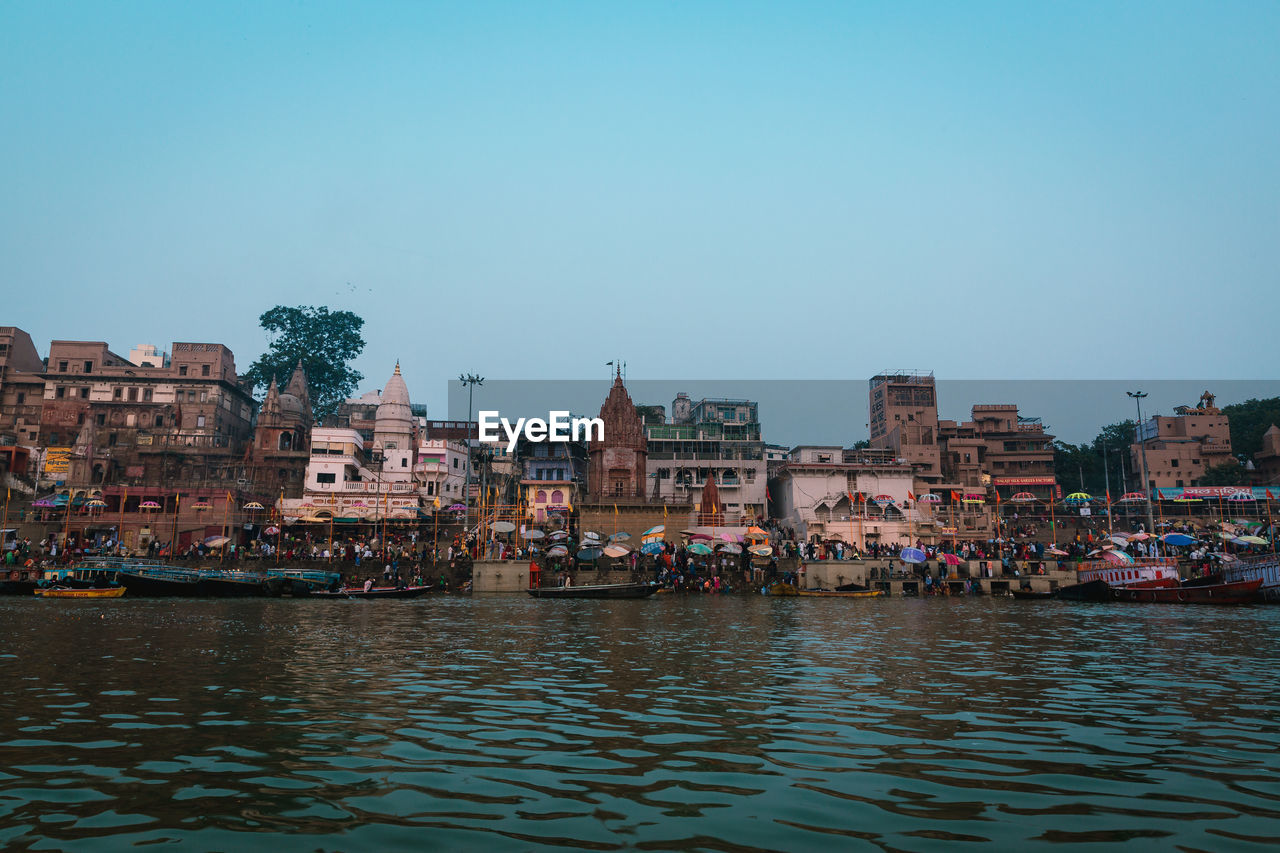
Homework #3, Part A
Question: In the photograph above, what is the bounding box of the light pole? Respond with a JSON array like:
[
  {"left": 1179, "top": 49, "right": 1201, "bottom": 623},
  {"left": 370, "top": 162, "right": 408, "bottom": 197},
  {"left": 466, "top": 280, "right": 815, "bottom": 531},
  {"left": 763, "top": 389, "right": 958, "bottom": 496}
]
[
  {"left": 1128, "top": 391, "right": 1157, "bottom": 538},
  {"left": 459, "top": 373, "right": 484, "bottom": 534}
]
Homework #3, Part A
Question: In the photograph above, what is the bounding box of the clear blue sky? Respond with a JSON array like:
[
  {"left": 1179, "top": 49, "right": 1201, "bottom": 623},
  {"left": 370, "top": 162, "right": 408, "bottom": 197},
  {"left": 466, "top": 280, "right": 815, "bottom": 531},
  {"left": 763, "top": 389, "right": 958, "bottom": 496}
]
[{"left": 2, "top": 1, "right": 1277, "bottom": 422}]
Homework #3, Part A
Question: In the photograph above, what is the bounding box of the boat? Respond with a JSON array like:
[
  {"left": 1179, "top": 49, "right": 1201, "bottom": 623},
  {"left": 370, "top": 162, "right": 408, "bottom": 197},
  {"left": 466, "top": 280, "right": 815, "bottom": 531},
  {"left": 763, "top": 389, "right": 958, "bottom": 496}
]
[
  {"left": 528, "top": 582, "right": 658, "bottom": 599},
  {"left": 1222, "top": 555, "right": 1280, "bottom": 602},
  {"left": 1110, "top": 577, "right": 1262, "bottom": 605},
  {"left": 118, "top": 568, "right": 202, "bottom": 597},
  {"left": 796, "top": 588, "right": 885, "bottom": 598},
  {"left": 764, "top": 582, "right": 799, "bottom": 596},
  {"left": 1058, "top": 558, "right": 1181, "bottom": 602},
  {"left": 1011, "top": 588, "right": 1056, "bottom": 600},
  {"left": 312, "top": 585, "right": 434, "bottom": 599},
  {"left": 1055, "top": 579, "right": 1113, "bottom": 602},
  {"left": 264, "top": 569, "right": 342, "bottom": 597},
  {"left": 35, "top": 586, "right": 126, "bottom": 599},
  {"left": 195, "top": 571, "right": 268, "bottom": 597}
]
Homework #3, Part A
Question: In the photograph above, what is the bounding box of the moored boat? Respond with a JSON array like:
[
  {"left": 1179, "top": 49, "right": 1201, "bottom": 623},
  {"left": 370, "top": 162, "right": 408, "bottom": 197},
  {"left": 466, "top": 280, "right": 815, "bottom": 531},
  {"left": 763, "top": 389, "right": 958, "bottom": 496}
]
[
  {"left": 312, "top": 585, "right": 433, "bottom": 599},
  {"left": 1222, "top": 555, "right": 1280, "bottom": 602},
  {"left": 118, "top": 568, "right": 202, "bottom": 597},
  {"left": 1011, "top": 589, "right": 1056, "bottom": 600},
  {"left": 528, "top": 582, "right": 658, "bottom": 599},
  {"left": 35, "top": 586, "right": 126, "bottom": 599},
  {"left": 796, "top": 588, "right": 885, "bottom": 598},
  {"left": 1111, "top": 577, "right": 1262, "bottom": 605}
]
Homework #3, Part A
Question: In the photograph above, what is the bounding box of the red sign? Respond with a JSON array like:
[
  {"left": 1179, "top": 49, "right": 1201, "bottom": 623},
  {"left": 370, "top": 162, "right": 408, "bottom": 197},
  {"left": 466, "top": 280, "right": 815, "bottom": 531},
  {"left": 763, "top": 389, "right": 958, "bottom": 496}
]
[
  {"left": 993, "top": 476, "right": 1056, "bottom": 485},
  {"left": 1178, "top": 486, "right": 1250, "bottom": 499}
]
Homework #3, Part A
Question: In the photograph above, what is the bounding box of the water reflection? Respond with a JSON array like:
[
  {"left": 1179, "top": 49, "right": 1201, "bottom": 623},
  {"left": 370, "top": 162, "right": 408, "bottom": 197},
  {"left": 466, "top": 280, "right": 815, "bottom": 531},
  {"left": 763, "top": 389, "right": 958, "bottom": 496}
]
[{"left": 1, "top": 596, "right": 1279, "bottom": 850}]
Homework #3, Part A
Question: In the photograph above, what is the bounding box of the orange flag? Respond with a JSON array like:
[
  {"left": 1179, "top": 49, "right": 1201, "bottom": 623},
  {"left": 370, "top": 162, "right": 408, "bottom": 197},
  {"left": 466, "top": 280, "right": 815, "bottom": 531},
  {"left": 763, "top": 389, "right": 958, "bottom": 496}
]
[{"left": 950, "top": 490, "right": 962, "bottom": 502}]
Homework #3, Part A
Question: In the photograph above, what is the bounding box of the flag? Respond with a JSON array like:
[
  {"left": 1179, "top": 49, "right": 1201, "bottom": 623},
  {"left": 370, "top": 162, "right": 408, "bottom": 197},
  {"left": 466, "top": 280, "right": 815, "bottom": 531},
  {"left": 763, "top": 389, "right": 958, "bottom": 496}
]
[
  {"left": 1268, "top": 489, "right": 1275, "bottom": 501},
  {"left": 613, "top": 504, "right": 618, "bottom": 516},
  {"left": 951, "top": 490, "right": 962, "bottom": 502},
  {"left": 766, "top": 486, "right": 772, "bottom": 502},
  {"left": 908, "top": 490, "right": 916, "bottom": 502},
  {"left": 1106, "top": 490, "right": 1112, "bottom": 505},
  {"left": 434, "top": 498, "right": 440, "bottom": 508},
  {"left": 663, "top": 503, "right": 667, "bottom": 518},
  {"left": 995, "top": 491, "right": 1001, "bottom": 504}
]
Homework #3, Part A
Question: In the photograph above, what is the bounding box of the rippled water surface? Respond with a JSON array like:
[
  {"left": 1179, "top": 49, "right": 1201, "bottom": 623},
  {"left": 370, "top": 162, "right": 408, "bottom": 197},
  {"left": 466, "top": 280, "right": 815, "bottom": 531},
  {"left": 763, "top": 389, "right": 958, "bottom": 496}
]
[{"left": 2, "top": 595, "right": 1280, "bottom": 851}]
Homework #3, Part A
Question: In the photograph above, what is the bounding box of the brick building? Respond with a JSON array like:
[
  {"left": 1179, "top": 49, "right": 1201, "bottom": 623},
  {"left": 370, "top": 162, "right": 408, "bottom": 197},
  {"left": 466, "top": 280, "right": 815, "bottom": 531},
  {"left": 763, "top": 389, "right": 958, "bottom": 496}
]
[
  {"left": 1130, "top": 391, "right": 1233, "bottom": 490},
  {"left": 938, "top": 404, "right": 1057, "bottom": 500}
]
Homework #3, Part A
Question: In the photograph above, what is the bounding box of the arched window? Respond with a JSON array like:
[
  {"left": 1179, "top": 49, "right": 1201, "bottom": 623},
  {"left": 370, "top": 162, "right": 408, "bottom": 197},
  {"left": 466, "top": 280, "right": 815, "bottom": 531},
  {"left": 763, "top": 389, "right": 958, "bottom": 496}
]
[
  {"left": 536, "top": 490, "right": 547, "bottom": 503},
  {"left": 279, "top": 433, "right": 292, "bottom": 451},
  {"left": 551, "top": 489, "right": 563, "bottom": 504}
]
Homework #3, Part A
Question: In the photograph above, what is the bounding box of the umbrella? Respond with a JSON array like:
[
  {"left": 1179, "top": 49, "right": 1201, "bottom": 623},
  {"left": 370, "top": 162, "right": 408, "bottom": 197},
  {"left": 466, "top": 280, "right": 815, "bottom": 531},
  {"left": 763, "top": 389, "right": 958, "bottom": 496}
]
[
  {"left": 582, "top": 531, "right": 603, "bottom": 541},
  {"left": 962, "top": 494, "right": 985, "bottom": 503},
  {"left": 86, "top": 499, "right": 108, "bottom": 508},
  {"left": 941, "top": 553, "right": 963, "bottom": 566},
  {"left": 140, "top": 501, "right": 162, "bottom": 510},
  {"left": 548, "top": 530, "right": 570, "bottom": 541},
  {"left": 749, "top": 545, "right": 772, "bottom": 557},
  {"left": 745, "top": 526, "right": 769, "bottom": 540},
  {"left": 547, "top": 545, "right": 569, "bottom": 557},
  {"left": 1160, "top": 533, "right": 1196, "bottom": 547},
  {"left": 900, "top": 547, "right": 927, "bottom": 564},
  {"left": 688, "top": 543, "right": 713, "bottom": 555},
  {"left": 717, "top": 543, "right": 743, "bottom": 555},
  {"left": 263, "top": 526, "right": 280, "bottom": 535},
  {"left": 917, "top": 493, "right": 942, "bottom": 503},
  {"left": 688, "top": 532, "right": 712, "bottom": 542},
  {"left": 523, "top": 529, "right": 545, "bottom": 540},
  {"left": 872, "top": 494, "right": 896, "bottom": 505},
  {"left": 1108, "top": 535, "right": 1130, "bottom": 546},
  {"left": 642, "top": 525, "right": 665, "bottom": 537},
  {"left": 204, "top": 536, "right": 230, "bottom": 547},
  {"left": 1217, "top": 532, "right": 1237, "bottom": 540},
  {"left": 448, "top": 503, "right": 467, "bottom": 512},
  {"left": 243, "top": 502, "right": 265, "bottom": 511},
  {"left": 1239, "top": 535, "right": 1269, "bottom": 545},
  {"left": 1009, "top": 492, "right": 1037, "bottom": 502},
  {"left": 1046, "top": 547, "right": 1069, "bottom": 556},
  {"left": 1118, "top": 492, "right": 1147, "bottom": 502},
  {"left": 1064, "top": 492, "right": 1092, "bottom": 503},
  {"left": 609, "top": 531, "right": 632, "bottom": 542},
  {"left": 32, "top": 499, "right": 55, "bottom": 508},
  {"left": 1101, "top": 550, "right": 1134, "bottom": 565},
  {"left": 719, "top": 532, "right": 743, "bottom": 543},
  {"left": 491, "top": 521, "right": 516, "bottom": 534},
  {"left": 602, "top": 544, "right": 631, "bottom": 558},
  {"left": 577, "top": 547, "right": 604, "bottom": 560},
  {"left": 1128, "top": 532, "right": 1151, "bottom": 541},
  {"left": 1226, "top": 491, "right": 1256, "bottom": 502},
  {"left": 640, "top": 541, "right": 664, "bottom": 556}
]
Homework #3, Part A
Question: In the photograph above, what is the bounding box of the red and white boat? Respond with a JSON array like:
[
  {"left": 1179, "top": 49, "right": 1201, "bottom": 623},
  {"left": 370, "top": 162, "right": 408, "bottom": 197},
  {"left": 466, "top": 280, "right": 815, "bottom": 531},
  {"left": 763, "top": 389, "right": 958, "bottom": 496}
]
[
  {"left": 1222, "top": 555, "right": 1280, "bottom": 602},
  {"left": 1076, "top": 558, "right": 1180, "bottom": 590}
]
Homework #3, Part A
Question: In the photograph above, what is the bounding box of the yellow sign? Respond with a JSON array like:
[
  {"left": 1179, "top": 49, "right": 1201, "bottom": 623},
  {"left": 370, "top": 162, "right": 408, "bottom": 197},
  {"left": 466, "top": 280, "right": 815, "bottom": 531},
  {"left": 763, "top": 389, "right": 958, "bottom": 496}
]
[{"left": 43, "top": 447, "right": 72, "bottom": 475}]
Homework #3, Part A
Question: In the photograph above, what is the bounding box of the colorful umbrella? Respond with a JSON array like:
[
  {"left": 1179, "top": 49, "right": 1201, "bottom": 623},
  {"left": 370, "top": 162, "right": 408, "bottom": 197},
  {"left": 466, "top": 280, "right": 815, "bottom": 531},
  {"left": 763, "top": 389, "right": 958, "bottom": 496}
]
[
  {"left": 1046, "top": 547, "right": 1069, "bottom": 556},
  {"left": 1009, "top": 492, "right": 1037, "bottom": 502},
  {"left": 917, "top": 493, "right": 942, "bottom": 503},
  {"left": 603, "top": 544, "right": 630, "bottom": 558},
  {"left": 86, "top": 499, "right": 108, "bottom": 508},
  {"left": 243, "top": 502, "right": 265, "bottom": 511},
  {"left": 640, "top": 541, "right": 663, "bottom": 556},
  {"left": 1160, "top": 533, "right": 1196, "bottom": 546},
  {"left": 717, "top": 543, "right": 743, "bottom": 555},
  {"left": 1239, "top": 535, "right": 1269, "bottom": 545},
  {"left": 522, "top": 529, "right": 545, "bottom": 540},
  {"left": 642, "top": 525, "right": 665, "bottom": 538},
  {"left": 872, "top": 494, "right": 896, "bottom": 505},
  {"left": 941, "top": 553, "right": 963, "bottom": 566},
  {"left": 140, "top": 501, "right": 162, "bottom": 510},
  {"left": 491, "top": 521, "right": 516, "bottom": 534},
  {"left": 749, "top": 545, "right": 772, "bottom": 557},
  {"left": 745, "top": 526, "right": 769, "bottom": 540},
  {"left": 688, "top": 543, "right": 713, "bottom": 555},
  {"left": 190, "top": 502, "right": 212, "bottom": 511},
  {"left": 204, "top": 536, "right": 230, "bottom": 547},
  {"left": 577, "top": 547, "right": 603, "bottom": 560},
  {"left": 263, "top": 526, "right": 280, "bottom": 535},
  {"left": 1226, "top": 491, "right": 1256, "bottom": 502},
  {"left": 547, "top": 545, "right": 569, "bottom": 557},
  {"left": 609, "top": 531, "right": 632, "bottom": 542},
  {"left": 1064, "top": 492, "right": 1092, "bottom": 503},
  {"left": 1118, "top": 492, "right": 1147, "bottom": 502},
  {"left": 1101, "top": 550, "right": 1134, "bottom": 565},
  {"left": 688, "top": 533, "right": 712, "bottom": 542},
  {"left": 447, "top": 503, "right": 467, "bottom": 512},
  {"left": 32, "top": 499, "right": 55, "bottom": 508},
  {"left": 900, "top": 547, "right": 927, "bottom": 564},
  {"left": 719, "top": 532, "right": 743, "bottom": 543}
]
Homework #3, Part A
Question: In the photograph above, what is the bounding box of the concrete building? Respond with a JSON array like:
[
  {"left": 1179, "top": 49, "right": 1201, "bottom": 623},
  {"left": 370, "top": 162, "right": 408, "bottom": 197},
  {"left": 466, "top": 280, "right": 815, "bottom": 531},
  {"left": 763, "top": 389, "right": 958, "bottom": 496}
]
[
  {"left": 938, "top": 404, "right": 1057, "bottom": 499},
  {"left": 868, "top": 371, "right": 943, "bottom": 483},
  {"left": 128, "top": 344, "right": 167, "bottom": 368},
  {"left": 645, "top": 394, "right": 767, "bottom": 523},
  {"left": 0, "top": 326, "right": 45, "bottom": 485},
  {"left": 1254, "top": 425, "right": 1280, "bottom": 488},
  {"left": 1130, "top": 391, "right": 1233, "bottom": 490},
  {"left": 518, "top": 436, "right": 588, "bottom": 524},
  {"left": 38, "top": 340, "right": 257, "bottom": 492},
  {"left": 769, "top": 445, "right": 927, "bottom": 547}
]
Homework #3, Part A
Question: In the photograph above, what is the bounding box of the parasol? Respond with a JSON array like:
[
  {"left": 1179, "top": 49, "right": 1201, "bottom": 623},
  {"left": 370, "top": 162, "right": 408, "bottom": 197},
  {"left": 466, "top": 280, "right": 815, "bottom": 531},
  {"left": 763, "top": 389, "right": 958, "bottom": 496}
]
[
  {"left": 749, "top": 545, "right": 772, "bottom": 557},
  {"left": 577, "top": 547, "right": 603, "bottom": 560},
  {"left": 941, "top": 553, "right": 963, "bottom": 566},
  {"left": 491, "top": 521, "right": 516, "bottom": 534},
  {"left": 263, "top": 526, "right": 280, "bottom": 535},
  {"left": 546, "top": 545, "right": 569, "bottom": 557},
  {"left": 522, "top": 529, "right": 545, "bottom": 540},
  {"left": 642, "top": 525, "right": 665, "bottom": 538},
  {"left": 900, "top": 547, "right": 927, "bottom": 564},
  {"left": 1064, "top": 492, "right": 1092, "bottom": 503},
  {"left": 717, "top": 543, "right": 742, "bottom": 555},
  {"left": 1160, "top": 533, "right": 1195, "bottom": 546},
  {"left": 602, "top": 544, "right": 631, "bottom": 558},
  {"left": 609, "top": 531, "right": 632, "bottom": 542},
  {"left": 1009, "top": 492, "right": 1037, "bottom": 502},
  {"left": 917, "top": 493, "right": 942, "bottom": 503},
  {"left": 204, "top": 536, "right": 230, "bottom": 547},
  {"left": 688, "top": 543, "right": 713, "bottom": 555}
]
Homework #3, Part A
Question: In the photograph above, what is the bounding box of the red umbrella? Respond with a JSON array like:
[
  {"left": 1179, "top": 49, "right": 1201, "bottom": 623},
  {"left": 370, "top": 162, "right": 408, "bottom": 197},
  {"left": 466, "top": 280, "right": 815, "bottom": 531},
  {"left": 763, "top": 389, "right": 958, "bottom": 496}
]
[{"left": 941, "top": 553, "right": 962, "bottom": 566}]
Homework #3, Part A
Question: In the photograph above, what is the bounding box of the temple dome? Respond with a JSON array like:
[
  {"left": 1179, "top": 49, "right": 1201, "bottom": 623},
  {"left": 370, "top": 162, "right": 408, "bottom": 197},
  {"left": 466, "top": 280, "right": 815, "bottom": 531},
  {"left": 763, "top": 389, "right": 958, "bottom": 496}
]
[{"left": 375, "top": 361, "right": 413, "bottom": 434}]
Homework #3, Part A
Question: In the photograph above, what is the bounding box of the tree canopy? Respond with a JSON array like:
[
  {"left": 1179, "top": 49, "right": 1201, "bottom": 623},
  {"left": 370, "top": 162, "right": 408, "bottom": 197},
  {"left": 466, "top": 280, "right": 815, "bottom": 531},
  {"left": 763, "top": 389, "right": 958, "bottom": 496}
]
[
  {"left": 1222, "top": 397, "right": 1280, "bottom": 462},
  {"left": 243, "top": 305, "right": 366, "bottom": 421},
  {"left": 1053, "top": 419, "right": 1136, "bottom": 496},
  {"left": 1196, "top": 461, "right": 1247, "bottom": 487}
]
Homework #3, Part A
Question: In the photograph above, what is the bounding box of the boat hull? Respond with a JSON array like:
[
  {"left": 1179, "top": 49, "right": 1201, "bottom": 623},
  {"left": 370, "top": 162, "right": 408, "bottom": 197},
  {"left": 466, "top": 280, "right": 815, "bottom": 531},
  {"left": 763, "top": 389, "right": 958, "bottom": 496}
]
[
  {"left": 1056, "top": 579, "right": 1113, "bottom": 602},
  {"left": 1111, "top": 578, "right": 1262, "bottom": 605},
  {"left": 1011, "top": 589, "right": 1056, "bottom": 600},
  {"left": 118, "top": 572, "right": 202, "bottom": 597},
  {"left": 528, "top": 583, "right": 658, "bottom": 599},
  {"left": 35, "top": 587, "right": 126, "bottom": 599},
  {"left": 312, "top": 586, "right": 433, "bottom": 600},
  {"left": 796, "top": 589, "right": 885, "bottom": 598}
]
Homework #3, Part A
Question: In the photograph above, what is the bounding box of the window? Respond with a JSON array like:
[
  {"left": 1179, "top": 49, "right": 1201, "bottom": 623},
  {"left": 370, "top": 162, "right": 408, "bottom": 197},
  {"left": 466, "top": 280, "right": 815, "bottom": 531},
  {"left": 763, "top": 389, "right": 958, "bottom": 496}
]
[
  {"left": 56, "top": 386, "right": 65, "bottom": 399},
  {"left": 96, "top": 414, "right": 106, "bottom": 426},
  {"left": 201, "top": 364, "right": 210, "bottom": 377},
  {"left": 143, "top": 388, "right": 152, "bottom": 401},
  {"left": 108, "top": 433, "right": 117, "bottom": 447},
  {"left": 196, "top": 415, "right": 206, "bottom": 427},
  {"left": 128, "top": 387, "right": 138, "bottom": 402},
  {"left": 178, "top": 365, "right": 188, "bottom": 376},
  {"left": 1171, "top": 459, "right": 1179, "bottom": 468},
  {"left": 155, "top": 415, "right": 164, "bottom": 427},
  {"left": 187, "top": 391, "right": 195, "bottom": 402},
  {"left": 58, "top": 361, "right": 68, "bottom": 372},
  {"left": 83, "top": 361, "right": 93, "bottom": 373},
  {"left": 15, "top": 392, "right": 23, "bottom": 404},
  {"left": 316, "top": 473, "right": 336, "bottom": 484},
  {"left": 80, "top": 387, "right": 89, "bottom": 399},
  {"left": 1176, "top": 479, "right": 1184, "bottom": 488},
  {"left": 200, "top": 391, "right": 207, "bottom": 402},
  {"left": 114, "top": 387, "right": 123, "bottom": 399},
  {"left": 401, "top": 457, "right": 407, "bottom": 467},
  {"left": 426, "top": 481, "right": 435, "bottom": 495}
]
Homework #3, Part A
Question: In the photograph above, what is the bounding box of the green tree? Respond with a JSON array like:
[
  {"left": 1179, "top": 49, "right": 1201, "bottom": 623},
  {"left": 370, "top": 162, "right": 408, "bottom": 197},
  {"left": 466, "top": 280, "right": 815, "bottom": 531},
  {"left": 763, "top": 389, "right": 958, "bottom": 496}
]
[
  {"left": 1196, "top": 461, "right": 1247, "bottom": 487},
  {"left": 1222, "top": 397, "right": 1280, "bottom": 461},
  {"left": 243, "top": 305, "right": 366, "bottom": 421}
]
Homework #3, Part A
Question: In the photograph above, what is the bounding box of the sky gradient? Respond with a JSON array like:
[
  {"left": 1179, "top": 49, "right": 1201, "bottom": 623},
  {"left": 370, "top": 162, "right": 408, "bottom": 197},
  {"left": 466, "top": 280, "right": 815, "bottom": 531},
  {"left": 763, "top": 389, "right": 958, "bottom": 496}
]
[{"left": 2, "top": 2, "right": 1277, "bottom": 420}]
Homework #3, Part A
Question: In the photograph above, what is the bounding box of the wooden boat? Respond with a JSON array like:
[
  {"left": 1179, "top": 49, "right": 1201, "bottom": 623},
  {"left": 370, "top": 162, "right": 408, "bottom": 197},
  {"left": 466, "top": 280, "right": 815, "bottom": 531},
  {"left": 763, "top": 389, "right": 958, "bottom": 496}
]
[
  {"left": 1223, "top": 556, "right": 1280, "bottom": 602},
  {"left": 195, "top": 572, "right": 267, "bottom": 597},
  {"left": 1011, "top": 589, "right": 1056, "bottom": 600},
  {"left": 796, "top": 588, "right": 885, "bottom": 598},
  {"left": 1055, "top": 579, "right": 1113, "bottom": 602},
  {"left": 312, "top": 585, "right": 434, "bottom": 599},
  {"left": 1111, "top": 577, "right": 1262, "bottom": 605},
  {"left": 35, "top": 586, "right": 125, "bottom": 599},
  {"left": 118, "top": 569, "right": 202, "bottom": 597},
  {"left": 528, "top": 582, "right": 658, "bottom": 599},
  {"left": 764, "top": 582, "right": 799, "bottom": 596}
]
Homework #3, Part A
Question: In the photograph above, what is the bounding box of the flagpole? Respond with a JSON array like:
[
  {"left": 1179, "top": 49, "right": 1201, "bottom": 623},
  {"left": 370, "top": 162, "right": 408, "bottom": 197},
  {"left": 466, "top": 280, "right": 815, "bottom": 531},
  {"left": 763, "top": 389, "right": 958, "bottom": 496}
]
[
  {"left": 118, "top": 487, "right": 126, "bottom": 555},
  {"left": 170, "top": 492, "right": 180, "bottom": 557},
  {"left": 2, "top": 488, "right": 9, "bottom": 559},
  {"left": 276, "top": 487, "right": 283, "bottom": 566},
  {"left": 221, "top": 491, "right": 229, "bottom": 564},
  {"left": 1267, "top": 492, "right": 1275, "bottom": 554}
]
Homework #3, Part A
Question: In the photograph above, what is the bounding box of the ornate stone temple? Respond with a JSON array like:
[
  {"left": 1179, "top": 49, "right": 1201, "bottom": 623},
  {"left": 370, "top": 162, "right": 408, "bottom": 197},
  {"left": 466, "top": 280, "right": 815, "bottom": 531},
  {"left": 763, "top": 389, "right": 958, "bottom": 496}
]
[
  {"left": 587, "top": 367, "right": 648, "bottom": 500},
  {"left": 696, "top": 471, "right": 725, "bottom": 526}
]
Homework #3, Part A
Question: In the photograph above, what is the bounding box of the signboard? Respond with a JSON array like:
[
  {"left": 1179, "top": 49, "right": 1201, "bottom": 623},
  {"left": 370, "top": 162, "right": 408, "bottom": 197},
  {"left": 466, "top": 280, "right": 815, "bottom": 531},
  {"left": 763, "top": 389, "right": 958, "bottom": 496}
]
[
  {"left": 993, "top": 476, "right": 1057, "bottom": 486},
  {"left": 940, "top": 526, "right": 958, "bottom": 535},
  {"left": 43, "top": 447, "right": 72, "bottom": 476},
  {"left": 1079, "top": 507, "right": 1092, "bottom": 516},
  {"left": 1158, "top": 486, "right": 1276, "bottom": 500}
]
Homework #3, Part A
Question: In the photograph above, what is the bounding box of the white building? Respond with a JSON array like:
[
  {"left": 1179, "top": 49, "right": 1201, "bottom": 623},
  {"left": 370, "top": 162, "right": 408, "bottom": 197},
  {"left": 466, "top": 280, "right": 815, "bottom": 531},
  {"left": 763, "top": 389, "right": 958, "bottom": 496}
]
[{"left": 282, "top": 364, "right": 466, "bottom": 522}]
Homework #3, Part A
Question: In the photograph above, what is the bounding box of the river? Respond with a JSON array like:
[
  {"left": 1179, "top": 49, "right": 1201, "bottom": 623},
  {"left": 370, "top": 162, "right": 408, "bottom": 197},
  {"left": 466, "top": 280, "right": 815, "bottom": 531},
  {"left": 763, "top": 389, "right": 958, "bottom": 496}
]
[{"left": 2, "top": 595, "right": 1279, "bottom": 851}]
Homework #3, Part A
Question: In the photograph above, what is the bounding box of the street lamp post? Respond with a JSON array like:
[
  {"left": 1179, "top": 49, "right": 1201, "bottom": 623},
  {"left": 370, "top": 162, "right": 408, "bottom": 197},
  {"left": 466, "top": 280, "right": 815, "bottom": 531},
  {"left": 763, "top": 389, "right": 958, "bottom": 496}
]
[
  {"left": 1127, "top": 391, "right": 1158, "bottom": 538},
  {"left": 459, "top": 373, "right": 484, "bottom": 538}
]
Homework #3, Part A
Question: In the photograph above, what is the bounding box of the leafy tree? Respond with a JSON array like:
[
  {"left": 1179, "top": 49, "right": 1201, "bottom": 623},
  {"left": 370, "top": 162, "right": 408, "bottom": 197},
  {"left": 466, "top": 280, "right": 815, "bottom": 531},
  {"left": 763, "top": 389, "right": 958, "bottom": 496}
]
[
  {"left": 851, "top": 439, "right": 871, "bottom": 450},
  {"left": 243, "top": 306, "right": 366, "bottom": 421},
  {"left": 1196, "top": 461, "right": 1247, "bottom": 487},
  {"left": 1222, "top": 397, "right": 1280, "bottom": 462}
]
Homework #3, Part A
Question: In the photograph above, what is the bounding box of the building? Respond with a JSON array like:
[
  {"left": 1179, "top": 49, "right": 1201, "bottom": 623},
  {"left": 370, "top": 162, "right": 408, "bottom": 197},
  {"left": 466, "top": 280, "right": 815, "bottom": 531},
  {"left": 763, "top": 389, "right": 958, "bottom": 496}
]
[
  {"left": 868, "top": 371, "right": 943, "bottom": 483},
  {"left": 645, "top": 394, "right": 767, "bottom": 522},
  {"left": 1130, "top": 391, "right": 1233, "bottom": 490},
  {"left": 518, "top": 435, "right": 588, "bottom": 524},
  {"left": 587, "top": 369, "right": 648, "bottom": 500},
  {"left": 284, "top": 364, "right": 466, "bottom": 522},
  {"left": 768, "top": 445, "right": 926, "bottom": 546},
  {"left": 245, "top": 362, "right": 312, "bottom": 498},
  {"left": 128, "top": 344, "right": 167, "bottom": 368},
  {"left": 0, "top": 326, "right": 45, "bottom": 484},
  {"left": 1254, "top": 425, "right": 1280, "bottom": 487},
  {"left": 38, "top": 340, "right": 257, "bottom": 492},
  {"left": 937, "top": 404, "right": 1057, "bottom": 499}
]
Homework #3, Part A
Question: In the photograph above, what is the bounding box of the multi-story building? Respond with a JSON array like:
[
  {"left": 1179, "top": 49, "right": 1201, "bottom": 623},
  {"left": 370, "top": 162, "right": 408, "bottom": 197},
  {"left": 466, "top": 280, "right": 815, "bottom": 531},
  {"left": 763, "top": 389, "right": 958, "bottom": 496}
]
[
  {"left": 0, "top": 326, "right": 45, "bottom": 483},
  {"left": 38, "top": 340, "right": 257, "bottom": 492},
  {"left": 1130, "top": 391, "right": 1233, "bottom": 490},
  {"left": 587, "top": 370, "right": 648, "bottom": 500},
  {"left": 868, "top": 371, "right": 943, "bottom": 483},
  {"left": 1254, "top": 425, "right": 1280, "bottom": 488},
  {"left": 644, "top": 394, "right": 766, "bottom": 522},
  {"left": 518, "top": 436, "right": 588, "bottom": 524},
  {"left": 245, "top": 363, "right": 312, "bottom": 498},
  {"left": 938, "top": 404, "right": 1057, "bottom": 499}
]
